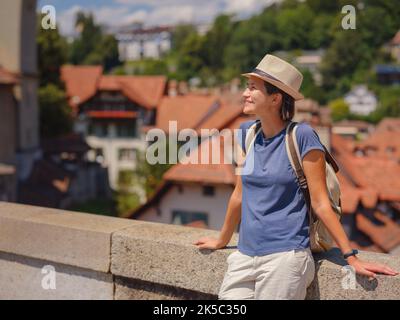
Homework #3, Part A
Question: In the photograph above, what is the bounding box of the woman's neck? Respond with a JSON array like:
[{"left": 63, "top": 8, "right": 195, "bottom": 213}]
[{"left": 258, "top": 115, "right": 289, "bottom": 139}]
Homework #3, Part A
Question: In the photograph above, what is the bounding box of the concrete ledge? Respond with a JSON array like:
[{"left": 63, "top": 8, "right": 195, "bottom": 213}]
[
  {"left": 0, "top": 251, "right": 113, "bottom": 300},
  {"left": 0, "top": 202, "right": 140, "bottom": 272},
  {"left": 1, "top": 201, "right": 400, "bottom": 299},
  {"left": 308, "top": 249, "right": 400, "bottom": 299},
  {"left": 111, "top": 222, "right": 238, "bottom": 295}
]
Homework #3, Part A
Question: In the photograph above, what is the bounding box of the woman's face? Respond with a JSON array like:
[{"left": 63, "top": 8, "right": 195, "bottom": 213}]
[{"left": 242, "top": 76, "right": 280, "bottom": 117}]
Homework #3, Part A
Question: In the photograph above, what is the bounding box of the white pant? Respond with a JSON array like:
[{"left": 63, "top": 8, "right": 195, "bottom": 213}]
[{"left": 218, "top": 248, "right": 315, "bottom": 300}]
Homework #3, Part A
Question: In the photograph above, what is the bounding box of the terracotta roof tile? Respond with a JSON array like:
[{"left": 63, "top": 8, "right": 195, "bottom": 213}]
[
  {"left": 376, "top": 117, "right": 400, "bottom": 133},
  {"left": 163, "top": 133, "right": 236, "bottom": 185},
  {"left": 61, "top": 65, "right": 103, "bottom": 110},
  {"left": 357, "top": 131, "right": 400, "bottom": 160},
  {"left": 98, "top": 75, "right": 166, "bottom": 109},
  {"left": 356, "top": 212, "right": 400, "bottom": 252},
  {"left": 61, "top": 65, "right": 166, "bottom": 111},
  {"left": 156, "top": 94, "right": 218, "bottom": 133}
]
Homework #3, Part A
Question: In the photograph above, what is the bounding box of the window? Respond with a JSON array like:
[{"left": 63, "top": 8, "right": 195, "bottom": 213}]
[
  {"left": 116, "top": 122, "right": 137, "bottom": 138},
  {"left": 88, "top": 122, "right": 108, "bottom": 137},
  {"left": 118, "top": 148, "right": 137, "bottom": 161},
  {"left": 171, "top": 211, "right": 208, "bottom": 227},
  {"left": 202, "top": 185, "right": 215, "bottom": 197}
]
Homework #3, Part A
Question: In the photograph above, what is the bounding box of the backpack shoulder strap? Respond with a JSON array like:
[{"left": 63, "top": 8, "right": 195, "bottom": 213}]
[
  {"left": 285, "top": 122, "right": 314, "bottom": 223},
  {"left": 244, "top": 120, "right": 262, "bottom": 155}
]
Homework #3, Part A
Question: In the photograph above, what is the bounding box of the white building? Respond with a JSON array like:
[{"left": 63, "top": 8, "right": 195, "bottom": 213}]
[
  {"left": 61, "top": 65, "right": 167, "bottom": 191},
  {"left": 344, "top": 85, "right": 378, "bottom": 116},
  {"left": 116, "top": 26, "right": 172, "bottom": 61}
]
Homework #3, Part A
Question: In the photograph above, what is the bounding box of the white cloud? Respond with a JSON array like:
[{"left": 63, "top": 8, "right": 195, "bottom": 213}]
[
  {"left": 57, "top": 5, "right": 83, "bottom": 35},
  {"left": 57, "top": 0, "right": 278, "bottom": 35},
  {"left": 94, "top": 6, "right": 131, "bottom": 26}
]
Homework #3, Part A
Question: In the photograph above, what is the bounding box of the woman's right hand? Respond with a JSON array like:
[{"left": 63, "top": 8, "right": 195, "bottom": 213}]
[{"left": 193, "top": 237, "right": 226, "bottom": 250}]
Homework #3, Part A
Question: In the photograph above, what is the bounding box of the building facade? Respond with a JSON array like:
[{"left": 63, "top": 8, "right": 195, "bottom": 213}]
[
  {"left": 0, "top": 0, "right": 40, "bottom": 181},
  {"left": 61, "top": 66, "right": 167, "bottom": 190}
]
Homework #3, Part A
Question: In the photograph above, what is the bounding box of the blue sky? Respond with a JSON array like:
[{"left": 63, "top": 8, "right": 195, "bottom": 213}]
[{"left": 37, "top": 0, "right": 276, "bottom": 35}]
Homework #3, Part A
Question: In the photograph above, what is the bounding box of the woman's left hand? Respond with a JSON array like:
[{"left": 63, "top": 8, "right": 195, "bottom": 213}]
[{"left": 347, "top": 256, "right": 399, "bottom": 280}]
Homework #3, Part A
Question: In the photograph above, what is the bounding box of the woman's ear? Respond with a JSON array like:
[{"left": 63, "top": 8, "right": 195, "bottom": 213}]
[{"left": 271, "top": 92, "right": 283, "bottom": 108}]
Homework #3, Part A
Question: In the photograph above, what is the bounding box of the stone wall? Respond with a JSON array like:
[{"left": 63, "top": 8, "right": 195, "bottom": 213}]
[{"left": 0, "top": 202, "right": 399, "bottom": 299}]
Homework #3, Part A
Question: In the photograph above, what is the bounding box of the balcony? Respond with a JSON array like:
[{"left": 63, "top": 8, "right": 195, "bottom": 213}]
[{"left": 0, "top": 201, "right": 399, "bottom": 299}]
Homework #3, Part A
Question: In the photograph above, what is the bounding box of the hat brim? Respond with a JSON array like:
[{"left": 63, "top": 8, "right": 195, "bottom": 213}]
[{"left": 241, "top": 72, "right": 304, "bottom": 101}]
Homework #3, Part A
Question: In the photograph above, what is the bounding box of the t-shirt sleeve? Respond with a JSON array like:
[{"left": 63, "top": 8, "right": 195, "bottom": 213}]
[
  {"left": 295, "top": 123, "right": 325, "bottom": 161},
  {"left": 237, "top": 120, "right": 254, "bottom": 154}
]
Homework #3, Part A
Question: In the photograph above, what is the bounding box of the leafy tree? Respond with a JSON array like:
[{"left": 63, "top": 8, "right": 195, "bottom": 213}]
[
  {"left": 320, "top": 29, "right": 371, "bottom": 92},
  {"left": 69, "top": 11, "right": 120, "bottom": 72},
  {"left": 37, "top": 13, "right": 68, "bottom": 87},
  {"left": 300, "top": 69, "right": 327, "bottom": 103},
  {"left": 202, "top": 15, "right": 234, "bottom": 80},
  {"left": 276, "top": 4, "right": 315, "bottom": 50},
  {"left": 176, "top": 32, "right": 206, "bottom": 81},
  {"left": 329, "top": 98, "right": 350, "bottom": 122},
  {"left": 171, "top": 24, "right": 198, "bottom": 52},
  {"left": 38, "top": 84, "right": 73, "bottom": 138}
]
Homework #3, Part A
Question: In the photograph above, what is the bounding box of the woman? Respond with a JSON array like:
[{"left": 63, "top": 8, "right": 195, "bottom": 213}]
[{"left": 194, "top": 54, "right": 398, "bottom": 300}]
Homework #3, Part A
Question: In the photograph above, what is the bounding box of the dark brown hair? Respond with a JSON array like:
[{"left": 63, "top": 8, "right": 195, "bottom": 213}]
[{"left": 264, "top": 82, "right": 295, "bottom": 121}]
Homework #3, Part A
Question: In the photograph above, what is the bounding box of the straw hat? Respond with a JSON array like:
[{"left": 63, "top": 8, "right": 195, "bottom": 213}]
[{"left": 242, "top": 54, "right": 304, "bottom": 100}]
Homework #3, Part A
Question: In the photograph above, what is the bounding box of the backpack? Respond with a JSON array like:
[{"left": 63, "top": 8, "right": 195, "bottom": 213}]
[{"left": 243, "top": 120, "right": 342, "bottom": 253}]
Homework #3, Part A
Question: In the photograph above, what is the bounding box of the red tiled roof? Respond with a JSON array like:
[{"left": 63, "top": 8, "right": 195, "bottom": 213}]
[
  {"left": 356, "top": 211, "right": 400, "bottom": 253},
  {"left": 0, "top": 68, "right": 19, "bottom": 85},
  {"left": 376, "top": 117, "right": 400, "bottom": 133},
  {"left": 99, "top": 75, "right": 167, "bottom": 109},
  {"left": 195, "top": 95, "right": 244, "bottom": 134},
  {"left": 61, "top": 65, "right": 103, "bottom": 109},
  {"left": 357, "top": 131, "right": 400, "bottom": 160},
  {"left": 61, "top": 65, "right": 166, "bottom": 111},
  {"left": 156, "top": 95, "right": 218, "bottom": 133},
  {"left": 163, "top": 134, "right": 237, "bottom": 185}
]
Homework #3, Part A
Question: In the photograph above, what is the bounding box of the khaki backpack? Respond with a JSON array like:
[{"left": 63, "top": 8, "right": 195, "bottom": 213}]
[{"left": 243, "top": 120, "right": 342, "bottom": 253}]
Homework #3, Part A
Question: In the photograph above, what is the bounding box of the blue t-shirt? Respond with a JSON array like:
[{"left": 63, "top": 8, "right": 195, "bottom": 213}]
[{"left": 237, "top": 120, "right": 325, "bottom": 256}]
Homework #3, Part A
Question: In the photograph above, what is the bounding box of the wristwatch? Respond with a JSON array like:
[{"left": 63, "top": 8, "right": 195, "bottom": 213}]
[{"left": 343, "top": 249, "right": 359, "bottom": 260}]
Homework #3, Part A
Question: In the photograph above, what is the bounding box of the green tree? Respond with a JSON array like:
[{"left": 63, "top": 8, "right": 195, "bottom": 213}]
[
  {"left": 171, "top": 24, "right": 198, "bottom": 52},
  {"left": 320, "top": 29, "right": 371, "bottom": 92},
  {"left": 276, "top": 4, "right": 315, "bottom": 50},
  {"left": 176, "top": 32, "right": 206, "bottom": 81},
  {"left": 69, "top": 11, "right": 120, "bottom": 72},
  {"left": 37, "top": 14, "right": 68, "bottom": 87},
  {"left": 115, "top": 169, "right": 141, "bottom": 217},
  {"left": 202, "top": 14, "right": 234, "bottom": 81},
  {"left": 329, "top": 98, "right": 350, "bottom": 122},
  {"left": 38, "top": 84, "right": 73, "bottom": 138}
]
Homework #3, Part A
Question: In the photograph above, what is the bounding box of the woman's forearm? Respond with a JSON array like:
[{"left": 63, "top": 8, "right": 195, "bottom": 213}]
[{"left": 314, "top": 204, "right": 353, "bottom": 254}]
